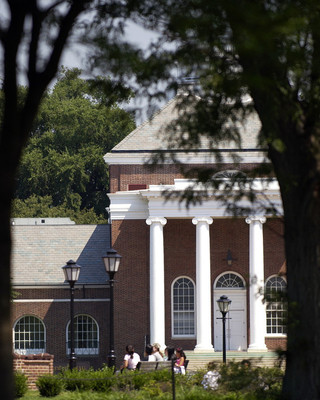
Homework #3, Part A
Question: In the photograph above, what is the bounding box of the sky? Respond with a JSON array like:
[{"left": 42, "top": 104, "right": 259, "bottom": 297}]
[
  {"left": 59, "top": 20, "right": 164, "bottom": 125},
  {"left": 0, "top": 5, "right": 163, "bottom": 126}
]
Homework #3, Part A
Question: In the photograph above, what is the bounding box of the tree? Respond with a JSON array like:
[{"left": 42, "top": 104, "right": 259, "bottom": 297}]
[
  {"left": 12, "top": 68, "right": 135, "bottom": 223},
  {"left": 89, "top": 1, "right": 320, "bottom": 398},
  {"left": 0, "top": 1, "right": 135, "bottom": 398}
]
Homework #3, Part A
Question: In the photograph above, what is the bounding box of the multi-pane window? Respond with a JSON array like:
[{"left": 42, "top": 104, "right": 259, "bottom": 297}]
[
  {"left": 266, "top": 276, "right": 287, "bottom": 335},
  {"left": 216, "top": 273, "right": 244, "bottom": 288},
  {"left": 14, "top": 316, "right": 45, "bottom": 355},
  {"left": 172, "top": 277, "right": 195, "bottom": 336},
  {"left": 67, "top": 315, "right": 99, "bottom": 355}
]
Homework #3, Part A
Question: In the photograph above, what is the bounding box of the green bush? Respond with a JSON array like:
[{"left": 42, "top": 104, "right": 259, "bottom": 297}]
[
  {"left": 59, "top": 368, "right": 93, "bottom": 391},
  {"left": 90, "top": 368, "right": 116, "bottom": 392},
  {"left": 14, "top": 371, "right": 28, "bottom": 398},
  {"left": 59, "top": 366, "right": 116, "bottom": 392},
  {"left": 205, "top": 361, "right": 284, "bottom": 400},
  {"left": 36, "top": 375, "right": 64, "bottom": 397}
]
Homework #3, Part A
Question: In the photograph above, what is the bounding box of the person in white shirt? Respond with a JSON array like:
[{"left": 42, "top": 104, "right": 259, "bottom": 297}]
[
  {"left": 152, "top": 342, "right": 164, "bottom": 361},
  {"left": 145, "top": 344, "right": 156, "bottom": 361},
  {"left": 121, "top": 344, "right": 140, "bottom": 371}
]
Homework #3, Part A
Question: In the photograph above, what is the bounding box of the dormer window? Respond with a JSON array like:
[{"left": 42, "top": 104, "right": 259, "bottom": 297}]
[{"left": 127, "top": 184, "right": 147, "bottom": 191}]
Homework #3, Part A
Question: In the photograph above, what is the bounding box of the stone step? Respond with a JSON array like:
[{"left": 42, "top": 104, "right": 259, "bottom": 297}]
[{"left": 185, "top": 351, "right": 284, "bottom": 371}]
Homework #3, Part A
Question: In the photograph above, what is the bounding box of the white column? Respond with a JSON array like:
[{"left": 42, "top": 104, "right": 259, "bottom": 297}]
[
  {"left": 245, "top": 216, "right": 268, "bottom": 352},
  {"left": 146, "top": 217, "right": 167, "bottom": 350},
  {"left": 192, "top": 216, "right": 214, "bottom": 352}
]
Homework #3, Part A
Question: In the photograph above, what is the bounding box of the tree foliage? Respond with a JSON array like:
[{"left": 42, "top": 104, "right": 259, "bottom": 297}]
[
  {"left": 2, "top": 1, "right": 320, "bottom": 399},
  {"left": 12, "top": 68, "right": 135, "bottom": 223},
  {"left": 88, "top": 1, "right": 320, "bottom": 399},
  {"left": 0, "top": 2, "right": 137, "bottom": 399}
]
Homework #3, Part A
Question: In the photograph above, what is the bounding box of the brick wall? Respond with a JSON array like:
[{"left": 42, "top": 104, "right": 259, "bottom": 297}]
[
  {"left": 265, "top": 337, "right": 287, "bottom": 351},
  {"left": 112, "top": 216, "right": 286, "bottom": 358},
  {"left": 109, "top": 163, "right": 266, "bottom": 193},
  {"left": 13, "top": 353, "right": 54, "bottom": 390},
  {"left": 112, "top": 219, "right": 150, "bottom": 367},
  {"left": 12, "top": 286, "right": 110, "bottom": 369}
]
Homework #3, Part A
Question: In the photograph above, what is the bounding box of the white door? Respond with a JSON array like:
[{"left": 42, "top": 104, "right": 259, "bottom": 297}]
[{"left": 214, "top": 291, "right": 247, "bottom": 351}]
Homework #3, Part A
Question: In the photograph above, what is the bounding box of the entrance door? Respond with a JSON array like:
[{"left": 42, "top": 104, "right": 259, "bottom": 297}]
[{"left": 214, "top": 290, "right": 247, "bottom": 351}]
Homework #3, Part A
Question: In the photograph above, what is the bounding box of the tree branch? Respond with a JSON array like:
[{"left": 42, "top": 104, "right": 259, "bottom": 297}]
[
  {"left": 2, "top": 1, "right": 27, "bottom": 117},
  {"left": 27, "top": 1, "right": 43, "bottom": 80},
  {"left": 21, "top": 0, "right": 90, "bottom": 140}
]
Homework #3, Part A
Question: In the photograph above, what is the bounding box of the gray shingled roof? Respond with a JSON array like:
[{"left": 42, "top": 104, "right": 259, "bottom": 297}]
[
  {"left": 11, "top": 224, "right": 111, "bottom": 285},
  {"left": 111, "top": 95, "right": 262, "bottom": 153}
]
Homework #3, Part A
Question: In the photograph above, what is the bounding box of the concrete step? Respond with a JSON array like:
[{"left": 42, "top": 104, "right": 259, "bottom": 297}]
[{"left": 185, "top": 351, "right": 284, "bottom": 371}]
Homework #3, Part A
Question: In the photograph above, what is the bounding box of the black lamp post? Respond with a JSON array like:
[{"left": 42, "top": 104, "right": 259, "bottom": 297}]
[
  {"left": 102, "top": 248, "right": 121, "bottom": 369},
  {"left": 62, "top": 260, "right": 81, "bottom": 370},
  {"left": 217, "top": 295, "right": 232, "bottom": 363}
]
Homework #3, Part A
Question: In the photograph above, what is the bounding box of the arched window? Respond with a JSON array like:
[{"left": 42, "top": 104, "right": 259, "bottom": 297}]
[
  {"left": 216, "top": 273, "right": 245, "bottom": 288},
  {"left": 13, "top": 315, "right": 45, "bottom": 355},
  {"left": 213, "top": 170, "right": 247, "bottom": 180},
  {"left": 67, "top": 314, "right": 99, "bottom": 355},
  {"left": 172, "top": 277, "right": 195, "bottom": 337},
  {"left": 265, "top": 276, "right": 287, "bottom": 335}
]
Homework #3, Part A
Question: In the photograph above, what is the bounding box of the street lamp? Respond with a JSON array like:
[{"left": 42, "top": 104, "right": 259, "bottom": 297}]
[
  {"left": 102, "top": 248, "right": 122, "bottom": 369},
  {"left": 62, "top": 260, "right": 81, "bottom": 370},
  {"left": 217, "top": 295, "right": 232, "bottom": 363}
]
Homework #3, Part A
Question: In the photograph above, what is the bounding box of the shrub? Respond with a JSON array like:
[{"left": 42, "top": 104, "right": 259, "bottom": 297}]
[
  {"left": 14, "top": 371, "right": 28, "bottom": 398},
  {"left": 184, "top": 368, "right": 208, "bottom": 387},
  {"left": 36, "top": 375, "right": 64, "bottom": 397},
  {"left": 218, "top": 361, "right": 259, "bottom": 391},
  {"left": 90, "top": 368, "right": 116, "bottom": 392},
  {"left": 59, "top": 368, "right": 93, "bottom": 391},
  {"left": 204, "top": 361, "right": 283, "bottom": 400},
  {"left": 131, "top": 371, "right": 150, "bottom": 390},
  {"left": 59, "top": 366, "right": 117, "bottom": 392},
  {"left": 253, "top": 367, "right": 284, "bottom": 400}
]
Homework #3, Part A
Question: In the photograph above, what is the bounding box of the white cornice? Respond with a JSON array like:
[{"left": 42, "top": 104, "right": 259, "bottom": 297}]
[
  {"left": 108, "top": 192, "right": 149, "bottom": 220},
  {"left": 109, "top": 178, "right": 283, "bottom": 220}
]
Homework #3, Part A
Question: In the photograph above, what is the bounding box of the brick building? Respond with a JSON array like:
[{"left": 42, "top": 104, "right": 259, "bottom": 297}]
[
  {"left": 11, "top": 218, "right": 111, "bottom": 369},
  {"left": 11, "top": 92, "right": 286, "bottom": 371},
  {"left": 104, "top": 93, "right": 286, "bottom": 363}
]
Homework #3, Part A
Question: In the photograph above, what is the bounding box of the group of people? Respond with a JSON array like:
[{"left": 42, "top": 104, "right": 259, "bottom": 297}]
[{"left": 120, "top": 343, "right": 187, "bottom": 374}]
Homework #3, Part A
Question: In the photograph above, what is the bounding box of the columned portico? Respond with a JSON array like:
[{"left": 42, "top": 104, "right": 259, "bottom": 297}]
[
  {"left": 245, "top": 216, "right": 268, "bottom": 352},
  {"left": 146, "top": 217, "right": 167, "bottom": 350},
  {"left": 192, "top": 216, "right": 214, "bottom": 352}
]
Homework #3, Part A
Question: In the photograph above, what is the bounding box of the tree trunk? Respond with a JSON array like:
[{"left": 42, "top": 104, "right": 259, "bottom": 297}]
[
  {"left": 281, "top": 186, "right": 320, "bottom": 399},
  {"left": 268, "top": 126, "right": 320, "bottom": 399},
  {"left": 0, "top": 3, "right": 89, "bottom": 397},
  {"left": 0, "top": 208, "right": 14, "bottom": 400},
  {"left": 0, "top": 132, "right": 20, "bottom": 399}
]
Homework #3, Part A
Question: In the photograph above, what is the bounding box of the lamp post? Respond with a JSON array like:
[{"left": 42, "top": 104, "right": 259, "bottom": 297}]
[
  {"left": 62, "top": 260, "right": 81, "bottom": 370},
  {"left": 217, "top": 295, "right": 232, "bottom": 363},
  {"left": 102, "top": 248, "right": 121, "bottom": 369}
]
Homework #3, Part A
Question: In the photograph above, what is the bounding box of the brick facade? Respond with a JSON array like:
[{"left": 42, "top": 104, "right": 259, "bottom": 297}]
[
  {"left": 111, "top": 215, "right": 287, "bottom": 362},
  {"left": 12, "top": 286, "right": 110, "bottom": 369},
  {"left": 11, "top": 224, "right": 112, "bottom": 370},
  {"left": 109, "top": 163, "right": 267, "bottom": 193}
]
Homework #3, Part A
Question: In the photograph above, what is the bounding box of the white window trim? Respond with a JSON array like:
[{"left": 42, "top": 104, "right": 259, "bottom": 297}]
[
  {"left": 171, "top": 276, "right": 196, "bottom": 338},
  {"left": 66, "top": 314, "right": 99, "bottom": 356},
  {"left": 214, "top": 271, "right": 246, "bottom": 289},
  {"left": 13, "top": 315, "right": 46, "bottom": 355},
  {"left": 265, "top": 275, "right": 287, "bottom": 337}
]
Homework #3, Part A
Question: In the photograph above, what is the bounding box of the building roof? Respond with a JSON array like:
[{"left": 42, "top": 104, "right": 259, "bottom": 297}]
[
  {"left": 11, "top": 224, "right": 111, "bottom": 285},
  {"left": 104, "top": 94, "right": 265, "bottom": 165}
]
